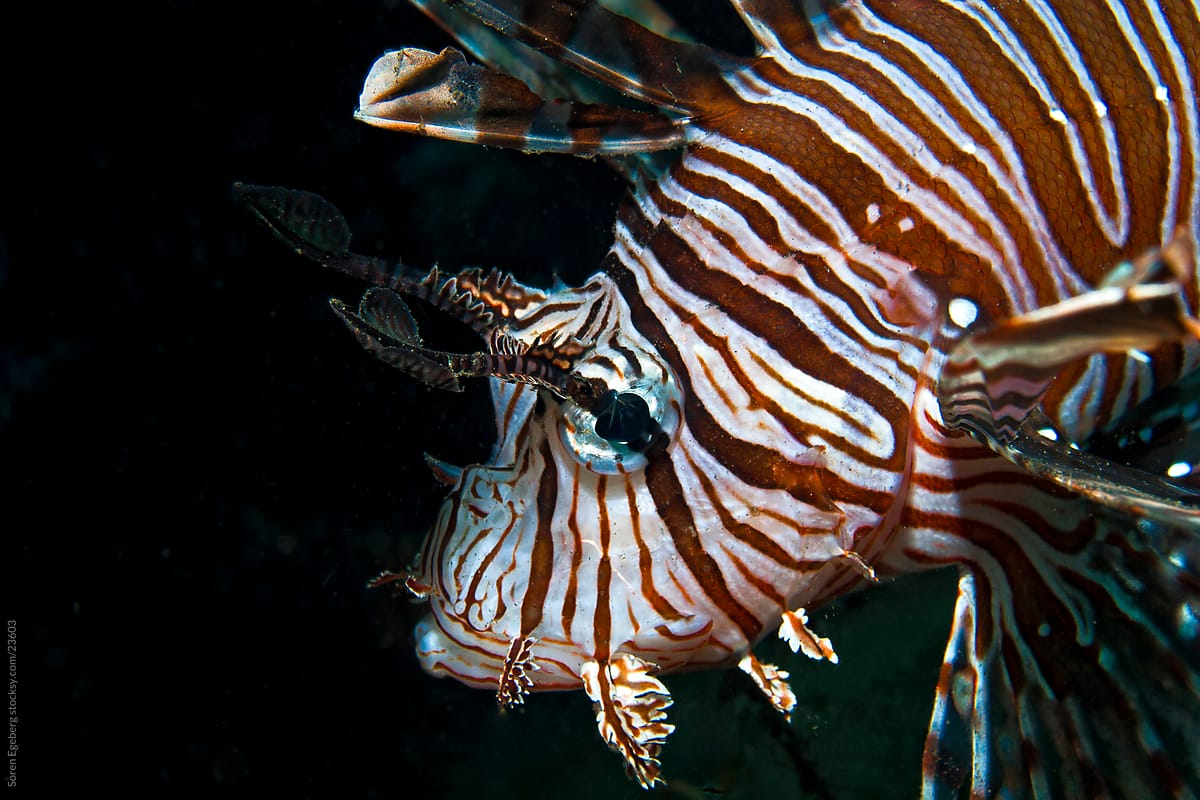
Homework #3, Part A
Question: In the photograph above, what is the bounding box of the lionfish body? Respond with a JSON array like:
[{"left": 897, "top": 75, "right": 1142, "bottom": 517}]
[{"left": 241, "top": 0, "right": 1200, "bottom": 795}]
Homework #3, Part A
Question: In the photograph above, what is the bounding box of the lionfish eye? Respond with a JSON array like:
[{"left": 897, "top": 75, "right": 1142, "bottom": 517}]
[
  {"left": 556, "top": 361, "right": 681, "bottom": 475},
  {"left": 593, "top": 390, "right": 655, "bottom": 448}
]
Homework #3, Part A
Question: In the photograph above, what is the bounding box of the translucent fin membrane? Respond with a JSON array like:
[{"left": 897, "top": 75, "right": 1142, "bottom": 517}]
[
  {"left": 357, "top": 0, "right": 754, "bottom": 157},
  {"left": 921, "top": 520, "right": 1200, "bottom": 798},
  {"left": 427, "top": 0, "right": 737, "bottom": 113},
  {"left": 410, "top": 0, "right": 696, "bottom": 103}
]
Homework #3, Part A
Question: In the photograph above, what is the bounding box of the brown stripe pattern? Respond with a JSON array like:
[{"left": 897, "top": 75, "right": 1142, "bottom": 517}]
[{"left": 339, "top": 1, "right": 1200, "bottom": 796}]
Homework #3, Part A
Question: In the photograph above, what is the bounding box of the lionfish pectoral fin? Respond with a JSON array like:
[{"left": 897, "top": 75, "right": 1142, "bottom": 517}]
[
  {"left": 581, "top": 653, "right": 675, "bottom": 790},
  {"left": 778, "top": 608, "right": 839, "bottom": 664},
  {"left": 729, "top": 0, "right": 822, "bottom": 55},
  {"left": 736, "top": 651, "right": 797, "bottom": 722},
  {"left": 496, "top": 636, "right": 539, "bottom": 708},
  {"left": 410, "top": 1, "right": 595, "bottom": 102},
  {"left": 997, "top": 411, "right": 1200, "bottom": 530},
  {"left": 357, "top": 47, "right": 687, "bottom": 155},
  {"left": 916, "top": 522, "right": 1200, "bottom": 798},
  {"left": 410, "top": 0, "right": 692, "bottom": 104},
  {"left": 936, "top": 235, "right": 1200, "bottom": 528},
  {"left": 938, "top": 276, "right": 1198, "bottom": 444},
  {"left": 920, "top": 571, "right": 980, "bottom": 799},
  {"left": 427, "top": 0, "right": 742, "bottom": 115}
]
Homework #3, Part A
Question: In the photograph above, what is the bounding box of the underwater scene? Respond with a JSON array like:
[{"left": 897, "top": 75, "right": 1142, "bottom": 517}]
[{"left": 10, "top": 1, "right": 1199, "bottom": 798}]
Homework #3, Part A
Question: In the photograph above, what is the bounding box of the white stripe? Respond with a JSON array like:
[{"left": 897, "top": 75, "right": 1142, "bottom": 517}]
[
  {"left": 956, "top": 0, "right": 1130, "bottom": 247},
  {"left": 723, "top": 65, "right": 1036, "bottom": 311},
  {"left": 659, "top": 154, "right": 926, "bottom": 390},
  {"left": 1103, "top": 0, "right": 1183, "bottom": 244},
  {"left": 613, "top": 216, "right": 903, "bottom": 487},
  {"left": 1140, "top": 0, "right": 1200, "bottom": 246}
]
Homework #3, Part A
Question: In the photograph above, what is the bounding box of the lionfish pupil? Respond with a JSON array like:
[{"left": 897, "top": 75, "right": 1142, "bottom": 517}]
[{"left": 592, "top": 390, "right": 654, "bottom": 448}]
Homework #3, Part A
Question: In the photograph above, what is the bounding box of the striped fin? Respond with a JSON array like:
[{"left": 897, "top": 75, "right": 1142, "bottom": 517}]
[
  {"left": 357, "top": 47, "right": 687, "bottom": 154},
  {"left": 918, "top": 517, "right": 1200, "bottom": 799},
  {"left": 411, "top": 0, "right": 608, "bottom": 104},
  {"left": 729, "top": 0, "right": 817, "bottom": 55},
  {"left": 937, "top": 235, "right": 1200, "bottom": 525},
  {"left": 921, "top": 573, "right": 974, "bottom": 798},
  {"left": 939, "top": 282, "right": 1199, "bottom": 444},
  {"left": 424, "top": 0, "right": 740, "bottom": 114},
  {"left": 1087, "top": 368, "right": 1200, "bottom": 490},
  {"left": 939, "top": 232, "right": 1200, "bottom": 445},
  {"left": 409, "top": 0, "right": 695, "bottom": 104},
  {"left": 997, "top": 411, "right": 1200, "bottom": 530}
]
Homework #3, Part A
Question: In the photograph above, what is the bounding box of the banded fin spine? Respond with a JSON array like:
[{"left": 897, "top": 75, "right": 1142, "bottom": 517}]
[
  {"left": 409, "top": 0, "right": 695, "bottom": 103},
  {"left": 890, "top": 496, "right": 1200, "bottom": 798},
  {"left": 938, "top": 278, "right": 1199, "bottom": 444},
  {"left": 937, "top": 234, "right": 1200, "bottom": 528},
  {"left": 357, "top": 47, "right": 687, "bottom": 155},
  {"left": 729, "top": 0, "right": 817, "bottom": 55},
  {"left": 428, "top": 0, "right": 738, "bottom": 113}
]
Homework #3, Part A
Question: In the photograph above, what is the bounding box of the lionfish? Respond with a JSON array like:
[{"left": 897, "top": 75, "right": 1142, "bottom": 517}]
[{"left": 239, "top": 0, "right": 1200, "bottom": 795}]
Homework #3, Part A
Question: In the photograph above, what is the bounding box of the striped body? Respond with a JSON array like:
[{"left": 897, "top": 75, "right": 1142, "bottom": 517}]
[
  {"left": 246, "top": 0, "right": 1200, "bottom": 795},
  {"left": 417, "top": 0, "right": 1197, "bottom": 681}
]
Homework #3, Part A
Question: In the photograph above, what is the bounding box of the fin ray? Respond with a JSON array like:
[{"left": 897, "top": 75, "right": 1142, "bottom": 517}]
[
  {"left": 911, "top": 509, "right": 1200, "bottom": 798},
  {"left": 434, "top": 0, "right": 741, "bottom": 114},
  {"left": 357, "top": 47, "right": 687, "bottom": 155}
]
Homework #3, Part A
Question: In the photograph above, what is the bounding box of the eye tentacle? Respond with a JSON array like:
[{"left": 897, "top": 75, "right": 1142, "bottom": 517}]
[{"left": 239, "top": 182, "right": 608, "bottom": 401}]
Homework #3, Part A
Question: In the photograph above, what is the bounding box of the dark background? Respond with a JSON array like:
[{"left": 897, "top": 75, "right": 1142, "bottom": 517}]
[{"left": 7, "top": 2, "right": 956, "bottom": 797}]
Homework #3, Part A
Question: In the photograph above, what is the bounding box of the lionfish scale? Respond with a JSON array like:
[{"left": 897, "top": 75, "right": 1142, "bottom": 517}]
[{"left": 244, "top": 0, "right": 1200, "bottom": 795}]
